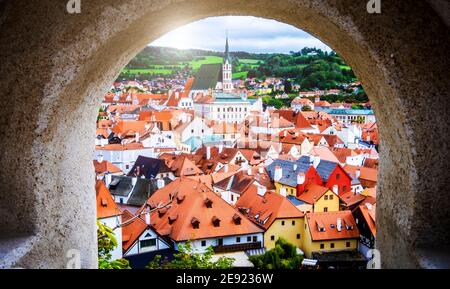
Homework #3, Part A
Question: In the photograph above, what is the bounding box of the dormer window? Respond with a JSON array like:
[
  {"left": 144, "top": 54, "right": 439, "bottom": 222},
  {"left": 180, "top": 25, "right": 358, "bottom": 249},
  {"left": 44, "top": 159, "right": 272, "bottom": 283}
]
[
  {"left": 204, "top": 198, "right": 213, "bottom": 208},
  {"left": 344, "top": 219, "right": 354, "bottom": 230},
  {"left": 158, "top": 208, "right": 167, "bottom": 218},
  {"left": 212, "top": 216, "right": 221, "bottom": 227},
  {"left": 168, "top": 214, "right": 178, "bottom": 225},
  {"left": 316, "top": 221, "right": 326, "bottom": 232},
  {"left": 176, "top": 195, "right": 185, "bottom": 204},
  {"left": 232, "top": 214, "right": 241, "bottom": 225},
  {"left": 191, "top": 217, "right": 200, "bottom": 229}
]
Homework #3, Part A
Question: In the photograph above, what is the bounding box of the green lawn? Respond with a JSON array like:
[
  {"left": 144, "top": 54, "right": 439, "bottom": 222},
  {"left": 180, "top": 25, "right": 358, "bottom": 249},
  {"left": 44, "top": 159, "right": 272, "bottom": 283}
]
[
  {"left": 123, "top": 56, "right": 263, "bottom": 77},
  {"left": 186, "top": 56, "right": 224, "bottom": 69},
  {"left": 232, "top": 71, "right": 248, "bottom": 79},
  {"left": 123, "top": 68, "right": 174, "bottom": 75}
]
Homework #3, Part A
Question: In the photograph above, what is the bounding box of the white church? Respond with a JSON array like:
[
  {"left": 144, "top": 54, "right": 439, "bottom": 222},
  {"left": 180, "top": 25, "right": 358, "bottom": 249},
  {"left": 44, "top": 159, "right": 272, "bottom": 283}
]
[{"left": 191, "top": 35, "right": 262, "bottom": 123}]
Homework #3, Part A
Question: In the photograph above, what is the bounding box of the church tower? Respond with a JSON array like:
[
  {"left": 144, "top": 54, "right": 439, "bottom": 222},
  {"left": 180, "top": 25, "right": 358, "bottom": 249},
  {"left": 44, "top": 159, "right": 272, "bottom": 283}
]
[{"left": 222, "top": 33, "right": 233, "bottom": 92}]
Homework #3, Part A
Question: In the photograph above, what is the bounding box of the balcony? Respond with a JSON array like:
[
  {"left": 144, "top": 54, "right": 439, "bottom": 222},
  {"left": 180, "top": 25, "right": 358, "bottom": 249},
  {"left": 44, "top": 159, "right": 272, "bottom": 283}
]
[{"left": 213, "top": 242, "right": 262, "bottom": 253}]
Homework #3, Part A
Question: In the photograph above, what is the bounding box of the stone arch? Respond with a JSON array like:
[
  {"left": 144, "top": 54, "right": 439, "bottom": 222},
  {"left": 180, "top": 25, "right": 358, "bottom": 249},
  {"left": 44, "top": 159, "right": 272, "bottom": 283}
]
[{"left": 0, "top": 0, "right": 449, "bottom": 268}]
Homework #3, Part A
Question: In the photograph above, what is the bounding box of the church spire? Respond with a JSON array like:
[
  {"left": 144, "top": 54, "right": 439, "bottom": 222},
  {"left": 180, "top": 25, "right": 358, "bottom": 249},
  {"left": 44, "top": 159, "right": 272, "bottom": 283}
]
[{"left": 224, "top": 31, "right": 230, "bottom": 63}]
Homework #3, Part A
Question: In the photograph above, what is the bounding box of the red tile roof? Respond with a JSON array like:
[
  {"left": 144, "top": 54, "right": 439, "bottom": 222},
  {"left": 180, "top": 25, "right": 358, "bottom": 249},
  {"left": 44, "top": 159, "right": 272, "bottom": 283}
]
[
  {"left": 298, "top": 184, "right": 335, "bottom": 205},
  {"left": 143, "top": 178, "right": 263, "bottom": 241},
  {"left": 121, "top": 210, "right": 148, "bottom": 252},
  {"left": 96, "top": 180, "right": 121, "bottom": 219},
  {"left": 93, "top": 160, "right": 122, "bottom": 175},
  {"left": 344, "top": 165, "right": 378, "bottom": 183},
  {"left": 305, "top": 210, "right": 359, "bottom": 241},
  {"left": 235, "top": 185, "right": 304, "bottom": 229},
  {"left": 359, "top": 203, "right": 376, "bottom": 236}
]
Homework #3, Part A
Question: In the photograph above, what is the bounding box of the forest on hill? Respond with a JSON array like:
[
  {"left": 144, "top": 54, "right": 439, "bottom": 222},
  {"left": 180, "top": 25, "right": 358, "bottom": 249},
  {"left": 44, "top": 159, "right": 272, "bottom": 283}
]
[{"left": 120, "top": 46, "right": 358, "bottom": 90}]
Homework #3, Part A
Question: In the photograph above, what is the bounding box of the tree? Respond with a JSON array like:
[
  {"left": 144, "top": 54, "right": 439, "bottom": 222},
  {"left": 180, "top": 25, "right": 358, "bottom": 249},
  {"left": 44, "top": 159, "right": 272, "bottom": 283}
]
[
  {"left": 97, "top": 221, "right": 131, "bottom": 269},
  {"left": 146, "top": 240, "right": 234, "bottom": 269},
  {"left": 248, "top": 238, "right": 303, "bottom": 269},
  {"left": 301, "top": 105, "right": 312, "bottom": 111}
]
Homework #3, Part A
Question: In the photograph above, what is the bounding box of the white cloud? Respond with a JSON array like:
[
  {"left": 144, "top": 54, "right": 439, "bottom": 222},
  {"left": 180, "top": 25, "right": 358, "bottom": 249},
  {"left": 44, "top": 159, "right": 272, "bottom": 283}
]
[{"left": 150, "top": 16, "right": 331, "bottom": 53}]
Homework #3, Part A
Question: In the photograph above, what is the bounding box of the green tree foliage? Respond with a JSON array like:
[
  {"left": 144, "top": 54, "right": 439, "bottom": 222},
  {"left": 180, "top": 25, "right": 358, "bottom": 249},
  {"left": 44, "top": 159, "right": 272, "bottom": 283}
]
[
  {"left": 97, "top": 221, "right": 131, "bottom": 269},
  {"left": 248, "top": 238, "right": 303, "bottom": 269},
  {"left": 146, "top": 241, "right": 234, "bottom": 269},
  {"left": 301, "top": 105, "right": 312, "bottom": 111}
]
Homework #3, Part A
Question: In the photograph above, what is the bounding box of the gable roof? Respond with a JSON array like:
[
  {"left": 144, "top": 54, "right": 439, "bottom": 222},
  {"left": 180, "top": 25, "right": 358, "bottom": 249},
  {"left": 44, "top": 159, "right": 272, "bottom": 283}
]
[
  {"left": 309, "top": 146, "right": 341, "bottom": 163},
  {"left": 305, "top": 210, "right": 359, "bottom": 241},
  {"left": 315, "top": 160, "right": 341, "bottom": 182},
  {"left": 93, "top": 160, "right": 122, "bottom": 175},
  {"left": 235, "top": 185, "right": 304, "bottom": 229},
  {"left": 298, "top": 184, "right": 334, "bottom": 205},
  {"left": 344, "top": 165, "right": 378, "bottom": 183},
  {"left": 96, "top": 180, "right": 121, "bottom": 219},
  {"left": 121, "top": 210, "right": 148, "bottom": 252},
  {"left": 108, "top": 175, "right": 171, "bottom": 206},
  {"left": 214, "top": 171, "right": 255, "bottom": 195},
  {"left": 127, "top": 156, "right": 171, "bottom": 179},
  {"left": 266, "top": 159, "right": 312, "bottom": 187},
  {"left": 358, "top": 203, "right": 376, "bottom": 237},
  {"left": 191, "top": 63, "right": 222, "bottom": 90},
  {"left": 274, "top": 109, "right": 313, "bottom": 130},
  {"left": 144, "top": 178, "right": 263, "bottom": 241}
]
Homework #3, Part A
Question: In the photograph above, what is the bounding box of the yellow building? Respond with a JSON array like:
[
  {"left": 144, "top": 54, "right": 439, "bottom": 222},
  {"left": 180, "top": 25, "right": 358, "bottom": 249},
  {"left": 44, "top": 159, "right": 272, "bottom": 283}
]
[
  {"left": 302, "top": 210, "right": 359, "bottom": 258},
  {"left": 274, "top": 182, "right": 297, "bottom": 197},
  {"left": 235, "top": 184, "right": 305, "bottom": 249},
  {"left": 297, "top": 184, "right": 339, "bottom": 213}
]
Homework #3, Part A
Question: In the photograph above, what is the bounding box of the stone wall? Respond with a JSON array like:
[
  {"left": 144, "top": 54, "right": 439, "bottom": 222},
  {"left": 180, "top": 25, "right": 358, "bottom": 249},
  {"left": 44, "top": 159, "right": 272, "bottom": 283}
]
[{"left": 0, "top": 0, "right": 448, "bottom": 268}]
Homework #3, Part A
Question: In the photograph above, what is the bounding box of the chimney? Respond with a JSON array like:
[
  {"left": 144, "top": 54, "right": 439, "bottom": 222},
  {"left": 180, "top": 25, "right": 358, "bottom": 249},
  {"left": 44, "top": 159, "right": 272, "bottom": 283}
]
[
  {"left": 247, "top": 168, "right": 252, "bottom": 176},
  {"left": 97, "top": 154, "right": 104, "bottom": 163},
  {"left": 274, "top": 165, "right": 282, "bottom": 182},
  {"left": 218, "top": 144, "right": 223, "bottom": 154},
  {"left": 132, "top": 177, "right": 137, "bottom": 186},
  {"left": 105, "top": 173, "right": 112, "bottom": 187},
  {"left": 145, "top": 207, "right": 151, "bottom": 225},
  {"left": 293, "top": 163, "right": 297, "bottom": 171},
  {"left": 224, "top": 164, "right": 229, "bottom": 173},
  {"left": 257, "top": 185, "right": 267, "bottom": 196},
  {"left": 337, "top": 218, "right": 342, "bottom": 232},
  {"left": 284, "top": 130, "right": 287, "bottom": 137},
  {"left": 297, "top": 172, "right": 305, "bottom": 185},
  {"left": 332, "top": 185, "right": 339, "bottom": 194},
  {"left": 313, "top": 156, "right": 320, "bottom": 168},
  {"left": 258, "top": 166, "right": 264, "bottom": 174},
  {"left": 157, "top": 178, "right": 165, "bottom": 189},
  {"left": 135, "top": 132, "right": 140, "bottom": 143},
  {"left": 356, "top": 169, "right": 361, "bottom": 178},
  {"left": 206, "top": 146, "right": 211, "bottom": 160}
]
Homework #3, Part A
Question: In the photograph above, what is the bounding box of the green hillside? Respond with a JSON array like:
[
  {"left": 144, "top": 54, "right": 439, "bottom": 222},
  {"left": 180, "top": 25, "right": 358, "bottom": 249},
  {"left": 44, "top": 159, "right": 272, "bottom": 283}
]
[{"left": 119, "top": 46, "right": 357, "bottom": 90}]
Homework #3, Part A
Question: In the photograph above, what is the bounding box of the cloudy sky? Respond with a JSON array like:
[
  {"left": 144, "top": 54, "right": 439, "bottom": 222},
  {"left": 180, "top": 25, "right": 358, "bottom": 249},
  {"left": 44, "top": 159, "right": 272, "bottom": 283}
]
[{"left": 150, "top": 16, "right": 331, "bottom": 53}]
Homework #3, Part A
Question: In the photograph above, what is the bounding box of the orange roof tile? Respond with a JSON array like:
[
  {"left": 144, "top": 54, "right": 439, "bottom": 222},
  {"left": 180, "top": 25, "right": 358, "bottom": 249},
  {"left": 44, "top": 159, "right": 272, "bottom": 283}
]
[
  {"left": 144, "top": 178, "right": 263, "bottom": 241},
  {"left": 96, "top": 180, "right": 121, "bottom": 219},
  {"left": 344, "top": 165, "right": 378, "bottom": 183},
  {"left": 298, "top": 184, "right": 335, "bottom": 205},
  {"left": 358, "top": 203, "right": 376, "bottom": 236},
  {"left": 93, "top": 160, "right": 123, "bottom": 175},
  {"left": 121, "top": 210, "right": 148, "bottom": 252},
  {"left": 305, "top": 211, "right": 359, "bottom": 241},
  {"left": 235, "top": 185, "right": 304, "bottom": 229}
]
